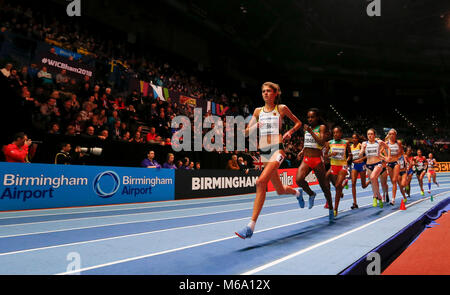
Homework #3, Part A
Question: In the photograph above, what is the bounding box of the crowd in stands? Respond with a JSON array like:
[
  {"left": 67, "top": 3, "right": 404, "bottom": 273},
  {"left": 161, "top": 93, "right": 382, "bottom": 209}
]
[{"left": 1, "top": 0, "right": 448, "bottom": 168}]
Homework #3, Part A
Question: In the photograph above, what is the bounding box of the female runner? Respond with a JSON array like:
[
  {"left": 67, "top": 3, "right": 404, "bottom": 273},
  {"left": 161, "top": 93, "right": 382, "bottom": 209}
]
[
  {"left": 295, "top": 108, "right": 335, "bottom": 223},
  {"left": 404, "top": 147, "right": 415, "bottom": 199},
  {"left": 359, "top": 128, "right": 390, "bottom": 208},
  {"left": 426, "top": 153, "right": 439, "bottom": 194},
  {"left": 349, "top": 133, "right": 369, "bottom": 209},
  {"left": 414, "top": 149, "right": 428, "bottom": 196},
  {"left": 324, "top": 126, "right": 352, "bottom": 217},
  {"left": 385, "top": 129, "right": 404, "bottom": 205},
  {"left": 235, "top": 82, "right": 302, "bottom": 239}
]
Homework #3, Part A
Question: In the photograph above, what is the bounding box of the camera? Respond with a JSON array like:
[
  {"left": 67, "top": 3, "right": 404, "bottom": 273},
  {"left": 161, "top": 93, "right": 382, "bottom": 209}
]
[{"left": 79, "top": 147, "right": 103, "bottom": 156}]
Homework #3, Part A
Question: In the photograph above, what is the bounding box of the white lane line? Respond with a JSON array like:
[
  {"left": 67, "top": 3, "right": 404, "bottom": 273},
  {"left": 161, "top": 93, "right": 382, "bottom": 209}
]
[
  {"left": 0, "top": 190, "right": 381, "bottom": 257},
  {"left": 240, "top": 191, "right": 449, "bottom": 275},
  {"left": 4, "top": 174, "right": 448, "bottom": 220},
  {"left": 1, "top": 180, "right": 400, "bottom": 238},
  {"left": 0, "top": 193, "right": 264, "bottom": 220},
  {"left": 56, "top": 203, "right": 369, "bottom": 275}
]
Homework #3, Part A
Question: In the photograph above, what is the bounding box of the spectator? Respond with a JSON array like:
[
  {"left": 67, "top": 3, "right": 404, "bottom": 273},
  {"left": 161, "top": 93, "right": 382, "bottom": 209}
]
[
  {"left": 37, "top": 66, "right": 53, "bottom": 85},
  {"left": 141, "top": 150, "right": 161, "bottom": 168},
  {"left": 181, "top": 157, "right": 191, "bottom": 169},
  {"left": 69, "top": 93, "right": 81, "bottom": 112},
  {"left": 195, "top": 162, "right": 201, "bottom": 170},
  {"left": 107, "top": 110, "right": 120, "bottom": 129},
  {"left": 60, "top": 99, "right": 75, "bottom": 123},
  {"left": 238, "top": 156, "right": 249, "bottom": 174},
  {"left": 163, "top": 138, "right": 172, "bottom": 146},
  {"left": 110, "top": 120, "right": 122, "bottom": 140},
  {"left": 2, "top": 132, "right": 32, "bottom": 163},
  {"left": 55, "top": 69, "right": 69, "bottom": 90},
  {"left": 153, "top": 112, "right": 170, "bottom": 139},
  {"left": 8, "top": 68, "right": 23, "bottom": 89},
  {"left": 70, "top": 114, "right": 84, "bottom": 135},
  {"left": 226, "top": 154, "right": 240, "bottom": 170},
  {"left": 81, "top": 125, "right": 96, "bottom": 138},
  {"left": 65, "top": 78, "right": 79, "bottom": 94},
  {"left": 18, "top": 66, "right": 31, "bottom": 87},
  {"left": 122, "top": 131, "right": 131, "bottom": 142},
  {"left": 48, "top": 122, "right": 60, "bottom": 134},
  {"left": 65, "top": 124, "right": 76, "bottom": 136},
  {"left": 98, "top": 129, "right": 109, "bottom": 140},
  {"left": 146, "top": 126, "right": 158, "bottom": 143},
  {"left": 40, "top": 97, "right": 60, "bottom": 125},
  {"left": 176, "top": 159, "right": 183, "bottom": 169},
  {"left": 79, "top": 103, "right": 94, "bottom": 123},
  {"left": 162, "top": 153, "right": 177, "bottom": 169},
  {"left": 130, "top": 131, "right": 144, "bottom": 143},
  {"left": 1, "top": 63, "right": 13, "bottom": 78},
  {"left": 189, "top": 161, "right": 195, "bottom": 169}
]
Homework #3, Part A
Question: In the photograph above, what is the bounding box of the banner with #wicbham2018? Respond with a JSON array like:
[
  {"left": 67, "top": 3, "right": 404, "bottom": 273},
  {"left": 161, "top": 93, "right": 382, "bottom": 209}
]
[{"left": 0, "top": 162, "right": 174, "bottom": 211}]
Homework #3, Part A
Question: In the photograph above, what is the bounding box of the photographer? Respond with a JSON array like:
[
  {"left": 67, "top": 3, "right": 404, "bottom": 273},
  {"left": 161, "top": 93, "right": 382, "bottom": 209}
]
[
  {"left": 54, "top": 143, "right": 85, "bottom": 165},
  {"left": 2, "top": 132, "right": 34, "bottom": 163}
]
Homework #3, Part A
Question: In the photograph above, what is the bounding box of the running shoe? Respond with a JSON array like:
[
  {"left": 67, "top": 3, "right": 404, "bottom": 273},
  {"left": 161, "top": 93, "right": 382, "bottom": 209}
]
[
  {"left": 373, "top": 198, "right": 378, "bottom": 207},
  {"left": 308, "top": 192, "right": 316, "bottom": 209},
  {"left": 324, "top": 202, "right": 329, "bottom": 209},
  {"left": 351, "top": 203, "right": 359, "bottom": 210},
  {"left": 389, "top": 201, "right": 395, "bottom": 206},
  {"left": 436, "top": 182, "right": 439, "bottom": 187},
  {"left": 296, "top": 188, "right": 305, "bottom": 208},
  {"left": 403, "top": 197, "right": 407, "bottom": 204},
  {"left": 334, "top": 209, "right": 338, "bottom": 217},
  {"left": 329, "top": 210, "right": 335, "bottom": 224},
  {"left": 384, "top": 193, "right": 389, "bottom": 203},
  {"left": 343, "top": 179, "right": 349, "bottom": 189},
  {"left": 421, "top": 191, "right": 425, "bottom": 196},
  {"left": 378, "top": 199, "right": 383, "bottom": 208},
  {"left": 235, "top": 226, "right": 253, "bottom": 239}
]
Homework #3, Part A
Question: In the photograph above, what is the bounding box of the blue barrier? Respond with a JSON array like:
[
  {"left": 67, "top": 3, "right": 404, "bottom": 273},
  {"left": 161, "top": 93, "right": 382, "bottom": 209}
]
[{"left": 0, "top": 162, "right": 175, "bottom": 211}]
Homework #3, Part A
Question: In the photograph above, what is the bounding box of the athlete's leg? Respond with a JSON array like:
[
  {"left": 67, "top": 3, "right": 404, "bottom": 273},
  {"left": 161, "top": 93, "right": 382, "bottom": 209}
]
[
  {"left": 334, "top": 169, "right": 347, "bottom": 214},
  {"left": 351, "top": 169, "right": 359, "bottom": 208},
  {"left": 313, "top": 162, "right": 333, "bottom": 210},
  {"left": 295, "top": 160, "right": 314, "bottom": 196}
]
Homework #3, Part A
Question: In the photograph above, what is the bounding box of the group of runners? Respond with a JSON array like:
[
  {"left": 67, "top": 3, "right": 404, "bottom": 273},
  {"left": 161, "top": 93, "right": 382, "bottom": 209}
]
[{"left": 235, "top": 81, "right": 439, "bottom": 239}]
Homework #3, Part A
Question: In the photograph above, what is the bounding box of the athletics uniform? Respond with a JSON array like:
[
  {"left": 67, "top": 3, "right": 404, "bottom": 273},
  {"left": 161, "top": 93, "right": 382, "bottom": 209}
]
[
  {"left": 303, "top": 125, "right": 323, "bottom": 169},
  {"left": 415, "top": 156, "right": 427, "bottom": 175},
  {"left": 350, "top": 143, "right": 365, "bottom": 172},
  {"left": 329, "top": 139, "right": 348, "bottom": 175},
  {"left": 258, "top": 105, "right": 284, "bottom": 164},
  {"left": 387, "top": 141, "right": 400, "bottom": 169},
  {"left": 398, "top": 155, "right": 407, "bottom": 176},
  {"left": 427, "top": 158, "right": 437, "bottom": 175},
  {"left": 364, "top": 140, "right": 384, "bottom": 171}
]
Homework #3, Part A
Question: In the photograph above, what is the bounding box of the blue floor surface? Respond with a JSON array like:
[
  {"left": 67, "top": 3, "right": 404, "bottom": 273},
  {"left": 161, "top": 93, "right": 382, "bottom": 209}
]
[{"left": 0, "top": 173, "right": 448, "bottom": 275}]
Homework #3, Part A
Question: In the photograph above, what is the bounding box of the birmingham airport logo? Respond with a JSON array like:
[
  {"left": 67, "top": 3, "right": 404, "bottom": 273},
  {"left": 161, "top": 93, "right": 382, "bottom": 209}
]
[
  {"left": 93, "top": 171, "right": 120, "bottom": 198},
  {"left": 171, "top": 108, "right": 279, "bottom": 154}
]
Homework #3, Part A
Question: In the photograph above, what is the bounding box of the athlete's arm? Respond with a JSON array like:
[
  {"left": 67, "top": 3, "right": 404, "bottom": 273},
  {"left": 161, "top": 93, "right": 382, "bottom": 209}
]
[
  {"left": 279, "top": 105, "right": 302, "bottom": 141},
  {"left": 379, "top": 140, "right": 390, "bottom": 161},
  {"left": 245, "top": 108, "right": 260, "bottom": 137},
  {"left": 358, "top": 142, "right": 367, "bottom": 159},
  {"left": 346, "top": 141, "right": 353, "bottom": 162},
  {"left": 305, "top": 124, "right": 327, "bottom": 146}
]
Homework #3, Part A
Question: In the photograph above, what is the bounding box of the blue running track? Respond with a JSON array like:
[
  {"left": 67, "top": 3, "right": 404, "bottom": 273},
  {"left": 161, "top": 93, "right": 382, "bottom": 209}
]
[{"left": 0, "top": 173, "right": 449, "bottom": 275}]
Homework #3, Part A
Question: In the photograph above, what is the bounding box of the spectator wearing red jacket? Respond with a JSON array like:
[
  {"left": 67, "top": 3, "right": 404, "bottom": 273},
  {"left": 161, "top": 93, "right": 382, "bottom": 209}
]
[{"left": 2, "top": 132, "right": 32, "bottom": 163}]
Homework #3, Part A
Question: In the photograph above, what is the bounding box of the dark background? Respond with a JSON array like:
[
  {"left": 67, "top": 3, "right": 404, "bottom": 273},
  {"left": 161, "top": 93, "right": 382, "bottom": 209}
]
[{"left": 1, "top": 0, "right": 450, "bottom": 164}]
